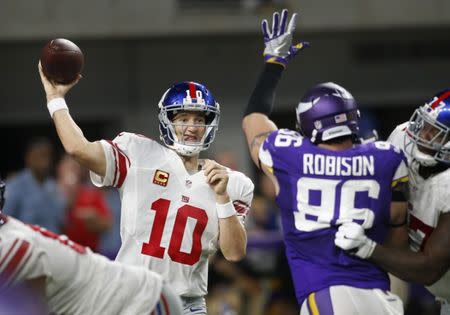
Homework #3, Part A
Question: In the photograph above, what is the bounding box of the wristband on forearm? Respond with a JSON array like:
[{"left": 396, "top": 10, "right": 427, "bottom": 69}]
[
  {"left": 244, "top": 63, "right": 284, "bottom": 117},
  {"left": 216, "top": 201, "right": 236, "bottom": 219},
  {"left": 47, "top": 98, "right": 68, "bottom": 118}
]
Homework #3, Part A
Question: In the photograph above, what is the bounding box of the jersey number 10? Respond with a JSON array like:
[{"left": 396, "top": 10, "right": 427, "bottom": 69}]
[{"left": 141, "top": 198, "right": 207, "bottom": 266}]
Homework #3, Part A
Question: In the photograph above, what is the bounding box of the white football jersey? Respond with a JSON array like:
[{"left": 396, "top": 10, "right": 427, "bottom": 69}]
[
  {"left": 0, "top": 215, "right": 163, "bottom": 315},
  {"left": 90, "top": 133, "right": 254, "bottom": 297},
  {"left": 388, "top": 123, "right": 450, "bottom": 301}
]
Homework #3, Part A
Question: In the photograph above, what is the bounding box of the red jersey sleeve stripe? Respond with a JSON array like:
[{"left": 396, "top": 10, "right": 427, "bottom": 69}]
[
  {"left": 3, "top": 250, "right": 32, "bottom": 286},
  {"left": 106, "top": 140, "right": 120, "bottom": 186},
  {"left": 0, "top": 239, "right": 19, "bottom": 269},
  {"left": 0, "top": 240, "right": 30, "bottom": 281},
  {"left": 161, "top": 293, "right": 170, "bottom": 315},
  {"left": 111, "top": 143, "right": 129, "bottom": 188},
  {"left": 110, "top": 140, "right": 131, "bottom": 166},
  {"left": 233, "top": 200, "right": 250, "bottom": 216}
]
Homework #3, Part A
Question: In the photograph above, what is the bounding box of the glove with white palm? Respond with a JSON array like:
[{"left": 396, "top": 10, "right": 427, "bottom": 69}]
[
  {"left": 262, "top": 9, "right": 310, "bottom": 68},
  {"left": 334, "top": 222, "right": 377, "bottom": 259}
]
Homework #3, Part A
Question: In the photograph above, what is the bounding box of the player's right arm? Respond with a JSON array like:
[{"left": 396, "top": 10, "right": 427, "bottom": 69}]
[
  {"left": 385, "top": 148, "right": 410, "bottom": 248},
  {"left": 242, "top": 9, "right": 309, "bottom": 172},
  {"left": 369, "top": 212, "right": 450, "bottom": 285},
  {"left": 335, "top": 148, "right": 450, "bottom": 284},
  {"left": 0, "top": 234, "right": 47, "bottom": 288},
  {"left": 38, "top": 62, "right": 106, "bottom": 177}
]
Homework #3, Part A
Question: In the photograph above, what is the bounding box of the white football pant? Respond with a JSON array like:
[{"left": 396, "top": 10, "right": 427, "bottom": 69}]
[{"left": 300, "top": 285, "right": 403, "bottom": 315}]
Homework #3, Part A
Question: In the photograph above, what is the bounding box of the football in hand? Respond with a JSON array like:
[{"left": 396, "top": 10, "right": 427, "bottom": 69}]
[{"left": 40, "top": 38, "right": 84, "bottom": 84}]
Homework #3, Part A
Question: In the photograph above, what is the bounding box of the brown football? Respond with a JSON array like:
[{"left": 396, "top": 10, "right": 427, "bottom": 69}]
[{"left": 40, "top": 38, "right": 84, "bottom": 84}]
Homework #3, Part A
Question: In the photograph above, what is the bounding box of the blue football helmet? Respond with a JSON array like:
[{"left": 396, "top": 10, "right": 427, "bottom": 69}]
[
  {"left": 296, "top": 82, "right": 360, "bottom": 143},
  {"left": 405, "top": 89, "right": 450, "bottom": 166},
  {"left": 158, "top": 81, "right": 220, "bottom": 156}
]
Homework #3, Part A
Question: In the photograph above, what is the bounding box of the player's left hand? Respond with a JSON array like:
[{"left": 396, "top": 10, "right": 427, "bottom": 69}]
[
  {"left": 203, "top": 159, "right": 230, "bottom": 202},
  {"left": 334, "top": 222, "right": 377, "bottom": 259},
  {"left": 262, "top": 9, "right": 310, "bottom": 68}
]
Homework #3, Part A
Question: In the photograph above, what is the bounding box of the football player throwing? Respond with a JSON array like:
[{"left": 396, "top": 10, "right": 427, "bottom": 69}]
[{"left": 38, "top": 63, "right": 254, "bottom": 315}]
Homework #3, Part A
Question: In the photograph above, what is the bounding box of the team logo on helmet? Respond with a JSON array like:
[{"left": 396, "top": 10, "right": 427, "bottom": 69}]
[{"left": 296, "top": 82, "right": 360, "bottom": 143}]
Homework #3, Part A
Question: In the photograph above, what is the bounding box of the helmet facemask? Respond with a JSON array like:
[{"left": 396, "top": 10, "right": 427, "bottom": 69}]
[
  {"left": 159, "top": 104, "right": 220, "bottom": 157},
  {"left": 406, "top": 105, "right": 450, "bottom": 166}
]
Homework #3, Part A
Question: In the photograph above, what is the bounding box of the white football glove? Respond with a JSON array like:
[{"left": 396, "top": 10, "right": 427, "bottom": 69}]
[
  {"left": 261, "top": 9, "right": 309, "bottom": 68},
  {"left": 334, "top": 222, "right": 376, "bottom": 259}
]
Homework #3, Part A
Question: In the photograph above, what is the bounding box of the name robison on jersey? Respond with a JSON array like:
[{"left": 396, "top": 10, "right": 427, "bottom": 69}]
[{"left": 90, "top": 133, "right": 254, "bottom": 296}]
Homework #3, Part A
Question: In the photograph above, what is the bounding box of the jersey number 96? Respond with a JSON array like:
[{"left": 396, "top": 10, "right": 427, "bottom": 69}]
[{"left": 295, "top": 178, "right": 379, "bottom": 231}]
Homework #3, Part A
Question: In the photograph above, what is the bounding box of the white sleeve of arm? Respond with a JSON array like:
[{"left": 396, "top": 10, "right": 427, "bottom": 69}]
[
  {"left": 90, "top": 140, "right": 116, "bottom": 187},
  {"left": 438, "top": 179, "right": 450, "bottom": 214},
  {"left": 90, "top": 138, "right": 130, "bottom": 188},
  {"left": 228, "top": 172, "right": 255, "bottom": 225},
  {"left": 0, "top": 238, "right": 47, "bottom": 286}
]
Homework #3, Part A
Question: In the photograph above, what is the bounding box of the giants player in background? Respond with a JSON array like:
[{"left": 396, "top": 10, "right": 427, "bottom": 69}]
[
  {"left": 242, "top": 10, "right": 408, "bottom": 314},
  {"left": 0, "top": 179, "right": 183, "bottom": 315},
  {"left": 38, "top": 63, "right": 254, "bottom": 314},
  {"left": 335, "top": 90, "right": 450, "bottom": 315}
]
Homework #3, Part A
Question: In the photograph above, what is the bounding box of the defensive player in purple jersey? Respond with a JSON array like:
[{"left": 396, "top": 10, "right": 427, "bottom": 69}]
[{"left": 242, "top": 9, "right": 408, "bottom": 314}]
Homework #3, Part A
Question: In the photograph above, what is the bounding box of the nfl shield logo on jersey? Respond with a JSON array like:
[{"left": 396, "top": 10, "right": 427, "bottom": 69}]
[
  {"left": 185, "top": 180, "right": 192, "bottom": 188},
  {"left": 153, "top": 170, "right": 169, "bottom": 187},
  {"left": 182, "top": 195, "right": 190, "bottom": 203}
]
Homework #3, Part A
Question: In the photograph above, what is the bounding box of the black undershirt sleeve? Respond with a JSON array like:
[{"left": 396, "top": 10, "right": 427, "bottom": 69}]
[
  {"left": 391, "top": 190, "right": 407, "bottom": 202},
  {"left": 244, "top": 63, "right": 284, "bottom": 117}
]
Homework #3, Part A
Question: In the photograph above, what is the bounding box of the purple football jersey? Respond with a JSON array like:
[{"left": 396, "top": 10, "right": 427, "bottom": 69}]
[{"left": 259, "top": 129, "right": 408, "bottom": 305}]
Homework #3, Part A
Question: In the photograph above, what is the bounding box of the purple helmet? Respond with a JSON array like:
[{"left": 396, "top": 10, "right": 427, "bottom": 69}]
[
  {"left": 405, "top": 89, "right": 450, "bottom": 166},
  {"left": 296, "top": 82, "right": 360, "bottom": 143},
  {"left": 158, "top": 81, "right": 220, "bottom": 156}
]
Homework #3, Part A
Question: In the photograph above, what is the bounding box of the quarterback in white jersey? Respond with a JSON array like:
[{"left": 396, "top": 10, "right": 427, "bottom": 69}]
[
  {"left": 90, "top": 132, "right": 253, "bottom": 297},
  {"left": 38, "top": 65, "right": 254, "bottom": 314},
  {"left": 0, "top": 181, "right": 182, "bottom": 315},
  {"left": 335, "top": 89, "right": 450, "bottom": 315}
]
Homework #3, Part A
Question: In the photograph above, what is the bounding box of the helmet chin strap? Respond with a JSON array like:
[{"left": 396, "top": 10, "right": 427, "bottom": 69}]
[{"left": 412, "top": 146, "right": 438, "bottom": 167}]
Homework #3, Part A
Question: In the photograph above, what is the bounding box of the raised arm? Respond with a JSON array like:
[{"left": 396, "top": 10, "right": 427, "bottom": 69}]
[
  {"left": 38, "top": 62, "right": 106, "bottom": 177},
  {"left": 242, "top": 9, "right": 309, "bottom": 168}
]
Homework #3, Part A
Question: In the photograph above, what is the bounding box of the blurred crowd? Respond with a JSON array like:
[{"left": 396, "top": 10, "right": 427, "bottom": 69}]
[
  {"left": 2, "top": 136, "right": 439, "bottom": 315},
  {"left": 3, "top": 137, "right": 119, "bottom": 258}
]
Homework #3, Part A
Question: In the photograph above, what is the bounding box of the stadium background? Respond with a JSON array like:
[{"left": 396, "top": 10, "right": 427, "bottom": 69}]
[{"left": 1, "top": 0, "right": 449, "bottom": 314}]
